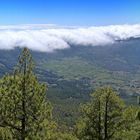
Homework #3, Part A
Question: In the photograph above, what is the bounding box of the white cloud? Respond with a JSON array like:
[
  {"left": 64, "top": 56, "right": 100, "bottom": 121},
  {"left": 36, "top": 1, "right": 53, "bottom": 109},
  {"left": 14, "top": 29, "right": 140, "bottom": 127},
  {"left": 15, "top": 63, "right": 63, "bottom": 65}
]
[{"left": 0, "top": 24, "right": 140, "bottom": 52}]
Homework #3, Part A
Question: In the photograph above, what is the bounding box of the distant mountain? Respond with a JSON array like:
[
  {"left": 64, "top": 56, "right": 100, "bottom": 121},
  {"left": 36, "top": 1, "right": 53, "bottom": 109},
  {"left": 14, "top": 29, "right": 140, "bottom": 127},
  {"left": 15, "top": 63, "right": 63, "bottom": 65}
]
[{"left": 0, "top": 38, "right": 140, "bottom": 124}]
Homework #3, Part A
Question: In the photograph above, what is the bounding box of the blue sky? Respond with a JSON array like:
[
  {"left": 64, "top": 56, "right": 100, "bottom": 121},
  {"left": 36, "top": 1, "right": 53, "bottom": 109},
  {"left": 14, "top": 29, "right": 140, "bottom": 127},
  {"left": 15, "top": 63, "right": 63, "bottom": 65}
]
[{"left": 0, "top": 0, "right": 140, "bottom": 26}]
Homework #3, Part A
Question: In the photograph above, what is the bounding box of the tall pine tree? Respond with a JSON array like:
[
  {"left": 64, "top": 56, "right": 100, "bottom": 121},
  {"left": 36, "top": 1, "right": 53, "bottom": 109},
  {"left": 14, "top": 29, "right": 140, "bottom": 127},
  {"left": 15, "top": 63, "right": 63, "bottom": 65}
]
[
  {"left": 0, "top": 48, "right": 54, "bottom": 139},
  {"left": 76, "top": 87, "right": 125, "bottom": 140}
]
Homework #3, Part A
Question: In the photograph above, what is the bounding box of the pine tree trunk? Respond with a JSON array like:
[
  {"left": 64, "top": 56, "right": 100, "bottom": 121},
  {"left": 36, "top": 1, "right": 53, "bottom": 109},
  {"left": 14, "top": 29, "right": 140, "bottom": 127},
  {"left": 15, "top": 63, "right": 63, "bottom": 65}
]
[
  {"left": 21, "top": 100, "right": 26, "bottom": 140},
  {"left": 98, "top": 100, "right": 101, "bottom": 140},
  {"left": 21, "top": 59, "right": 27, "bottom": 140},
  {"left": 104, "top": 97, "right": 108, "bottom": 140}
]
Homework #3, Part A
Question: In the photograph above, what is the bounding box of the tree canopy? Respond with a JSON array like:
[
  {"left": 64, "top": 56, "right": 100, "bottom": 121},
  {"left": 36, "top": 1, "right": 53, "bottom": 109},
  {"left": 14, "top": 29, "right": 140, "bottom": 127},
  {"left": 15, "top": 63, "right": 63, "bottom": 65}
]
[
  {"left": 0, "top": 48, "right": 54, "bottom": 139},
  {"left": 76, "top": 87, "right": 140, "bottom": 140}
]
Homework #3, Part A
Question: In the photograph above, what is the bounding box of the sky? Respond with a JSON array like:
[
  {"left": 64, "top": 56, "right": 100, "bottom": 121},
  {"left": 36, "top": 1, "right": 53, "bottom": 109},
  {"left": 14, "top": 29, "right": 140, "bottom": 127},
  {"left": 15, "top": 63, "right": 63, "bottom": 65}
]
[
  {"left": 0, "top": 0, "right": 140, "bottom": 52},
  {"left": 0, "top": 0, "right": 140, "bottom": 26}
]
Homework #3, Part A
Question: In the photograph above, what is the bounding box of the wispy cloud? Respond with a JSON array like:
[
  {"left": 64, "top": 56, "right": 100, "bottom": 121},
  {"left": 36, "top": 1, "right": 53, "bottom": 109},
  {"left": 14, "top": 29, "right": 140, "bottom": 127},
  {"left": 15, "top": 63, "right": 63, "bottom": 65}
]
[{"left": 0, "top": 24, "right": 140, "bottom": 52}]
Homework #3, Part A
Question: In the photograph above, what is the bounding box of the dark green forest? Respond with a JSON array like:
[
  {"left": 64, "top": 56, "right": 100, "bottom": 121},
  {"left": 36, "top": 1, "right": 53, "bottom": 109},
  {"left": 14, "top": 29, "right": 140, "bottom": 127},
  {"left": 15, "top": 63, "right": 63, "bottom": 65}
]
[{"left": 0, "top": 48, "right": 140, "bottom": 140}]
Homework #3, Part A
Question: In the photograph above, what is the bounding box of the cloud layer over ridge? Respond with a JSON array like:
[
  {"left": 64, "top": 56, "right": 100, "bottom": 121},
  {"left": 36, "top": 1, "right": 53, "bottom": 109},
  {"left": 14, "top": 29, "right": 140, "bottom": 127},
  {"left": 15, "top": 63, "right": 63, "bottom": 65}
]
[{"left": 0, "top": 24, "right": 140, "bottom": 52}]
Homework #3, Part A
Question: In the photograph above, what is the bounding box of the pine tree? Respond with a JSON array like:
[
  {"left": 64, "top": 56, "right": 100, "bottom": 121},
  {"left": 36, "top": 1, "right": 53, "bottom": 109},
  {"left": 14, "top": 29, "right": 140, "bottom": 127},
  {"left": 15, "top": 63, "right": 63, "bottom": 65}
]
[
  {"left": 76, "top": 87, "right": 125, "bottom": 140},
  {"left": 115, "top": 106, "right": 140, "bottom": 140},
  {"left": 0, "top": 48, "right": 54, "bottom": 139}
]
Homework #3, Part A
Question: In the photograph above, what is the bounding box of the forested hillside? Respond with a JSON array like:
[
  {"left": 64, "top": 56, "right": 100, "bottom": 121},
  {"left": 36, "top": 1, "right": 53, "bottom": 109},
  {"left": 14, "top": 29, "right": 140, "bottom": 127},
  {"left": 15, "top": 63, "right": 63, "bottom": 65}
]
[
  {"left": 0, "top": 38, "right": 140, "bottom": 126},
  {"left": 0, "top": 48, "right": 140, "bottom": 139}
]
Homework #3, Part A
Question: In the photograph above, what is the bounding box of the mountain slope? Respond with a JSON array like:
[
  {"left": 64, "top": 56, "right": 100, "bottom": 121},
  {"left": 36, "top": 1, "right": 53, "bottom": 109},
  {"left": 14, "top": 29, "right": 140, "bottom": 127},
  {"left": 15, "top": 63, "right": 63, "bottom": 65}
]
[{"left": 0, "top": 38, "right": 140, "bottom": 125}]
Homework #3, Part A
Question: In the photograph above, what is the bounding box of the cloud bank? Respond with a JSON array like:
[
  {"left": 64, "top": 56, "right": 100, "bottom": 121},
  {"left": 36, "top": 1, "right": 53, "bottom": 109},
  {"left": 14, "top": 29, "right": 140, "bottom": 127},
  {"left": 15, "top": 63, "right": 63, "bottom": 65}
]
[{"left": 0, "top": 24, "right": 140, "bottom": 52}]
